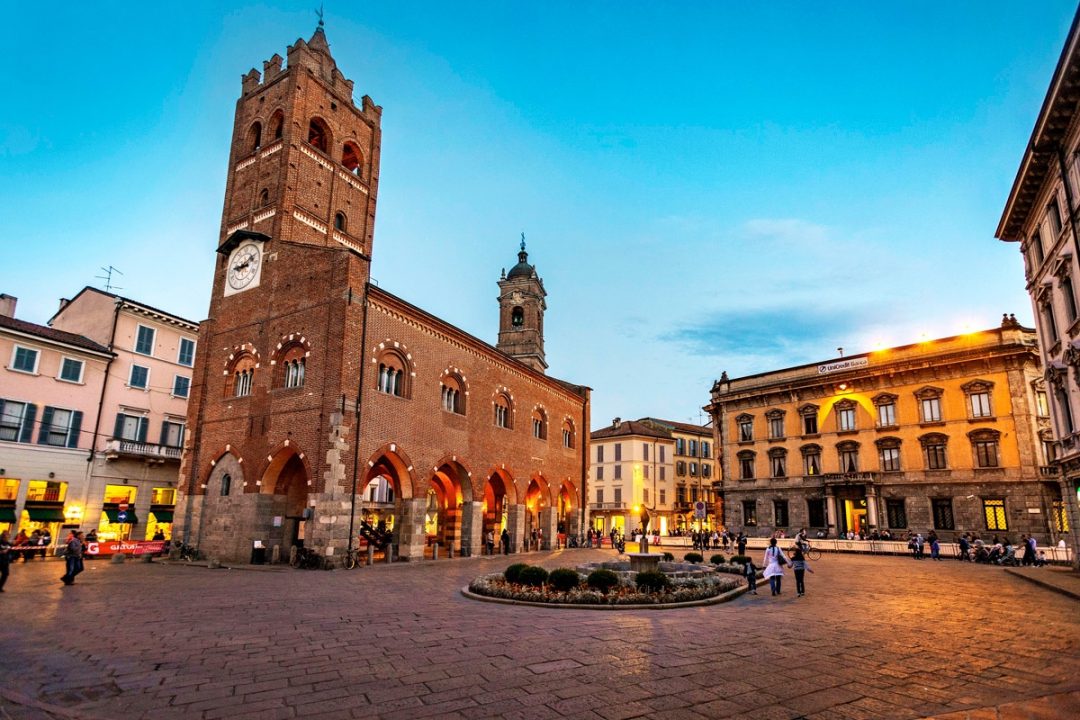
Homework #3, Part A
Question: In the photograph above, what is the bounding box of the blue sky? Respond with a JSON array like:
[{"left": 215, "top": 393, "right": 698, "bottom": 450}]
[{"left": 1, "top": 1, "right": 1075, "bottom": 429}]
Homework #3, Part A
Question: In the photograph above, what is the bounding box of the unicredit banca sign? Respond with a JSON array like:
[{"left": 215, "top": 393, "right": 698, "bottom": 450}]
[{"left": 817, "top": 357, "right": 869, "bottom": 375}]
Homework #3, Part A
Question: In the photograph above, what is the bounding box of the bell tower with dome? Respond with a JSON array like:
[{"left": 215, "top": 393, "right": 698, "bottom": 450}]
[{"left": 497, "top": 235, "right": 547, "bottom": 373}]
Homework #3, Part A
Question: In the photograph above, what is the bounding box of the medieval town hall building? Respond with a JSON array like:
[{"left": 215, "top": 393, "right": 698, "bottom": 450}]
[{"left": 176, "top": 26, "right": 591, "bottom": 564}]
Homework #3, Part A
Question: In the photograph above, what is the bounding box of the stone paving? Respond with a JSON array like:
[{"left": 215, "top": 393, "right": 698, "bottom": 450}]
[{"left": 1, "top": 550, "right": 1078, "bottom": 719}]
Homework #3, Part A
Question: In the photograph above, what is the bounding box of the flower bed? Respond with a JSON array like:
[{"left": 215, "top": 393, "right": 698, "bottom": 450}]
[{"left": 467, "top": 568, "right": 742, "bottom": 606}]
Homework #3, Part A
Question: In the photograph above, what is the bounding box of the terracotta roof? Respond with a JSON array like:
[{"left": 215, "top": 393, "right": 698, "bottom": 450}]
[
  {"left": 637, "top": 417, "right": 712, "bottom": 436},
  {"left": 0, "top": 314, "right": 113, "bottom": 356},
  {"left": 591, "top": 420, "right": 671, "bottom": 440},
  {"left": 49, "top": 286, "right": 200, "bottom": 329}
]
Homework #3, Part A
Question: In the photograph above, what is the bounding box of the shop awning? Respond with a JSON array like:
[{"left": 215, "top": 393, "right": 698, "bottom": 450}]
[
  {"left": 151, "top": 510, "right": 173, "bottom": 523},
  {"left": 104, "top": 508, "right": 139, "bottom": 524},
  {"left": 25, "top": 507, "right": 65, "bottom": 522},
  {"left": 0, "top": 507, "right": 16, "bottom": 523}
]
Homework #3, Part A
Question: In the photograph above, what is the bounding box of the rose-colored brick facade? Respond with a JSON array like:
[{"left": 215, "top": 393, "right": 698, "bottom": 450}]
[{"left": 176, "top": 27, "right": 590, "bottom": 563}]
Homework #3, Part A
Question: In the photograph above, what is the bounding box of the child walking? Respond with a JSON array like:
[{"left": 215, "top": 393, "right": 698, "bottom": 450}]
[
  {"left": 790, "top": 546, "right": 814, "bottom": 597},
  {"left": 744, "top": 559, "right": 758, "bottom": 595}
]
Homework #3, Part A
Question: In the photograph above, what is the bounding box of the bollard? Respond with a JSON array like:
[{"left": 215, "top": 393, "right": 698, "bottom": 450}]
[
  {"left": 385, "top": 544, "right": 394, "bottom": 564},
  {"left": 448, "top": 545, "right": 454, "bottom": 559},
  {"left": 432, "top": 543, "right": 439, "bottom": 560},
  {"left": 367, "top": 544, "right": 374, "bottom": 566},
  {"left": 111, "top": 553, "right": 126, "bottom": 564},
  {"left": 141, "top": 553, "right": 153, "bottom": 563}
]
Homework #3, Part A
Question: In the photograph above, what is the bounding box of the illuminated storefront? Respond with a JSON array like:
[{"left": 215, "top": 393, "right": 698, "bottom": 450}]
[
  {"left": 146, "top": 486, "right": 176, "bottom": 539},
  {"left": 0, "top": 478, "right": 18, "bottom": 534},
  {"left": 21, "top": 480, "right": 68, "bottom": 539},
  {"left": 97, "top": 483, "right": 138, "bottom": 541}
]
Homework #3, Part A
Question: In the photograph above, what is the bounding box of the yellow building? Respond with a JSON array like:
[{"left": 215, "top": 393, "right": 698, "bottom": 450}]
[
  {"left": 589, "top": 419, "right": 675, "bottom": 536},
  {"left": 638, "top": 418, "right": 719, "bottom": 532},
  {"left": 706, "top": 320, "right": 1064, "bottom": 543}
]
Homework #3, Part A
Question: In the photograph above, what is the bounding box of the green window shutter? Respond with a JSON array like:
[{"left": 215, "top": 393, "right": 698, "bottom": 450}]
[
  {"left": 159, "top": 421, "right": 169, "bottom": 446},
  {"left": 20, "top": 404, "right": 36, "bottom": 443},
  {"left": 113, "top": 413, "right": 125, "bottom": 439},
  {"left": 138, "top": 417, "right": 149, "bottom": 443},
  {"left": 67, "top": 411, "right": 83, "bottom": 448},
  {"left": 37, "top": 406, "right": 54, "bottom": 444}
]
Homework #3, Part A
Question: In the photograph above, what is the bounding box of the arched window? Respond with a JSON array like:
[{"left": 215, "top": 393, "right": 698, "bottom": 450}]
[
  {"left": 511, "top": 306, "right": 524, "bottom": 327},
  {"left": 837, "top": 440, "right": 860, "bottom": 473},
  {"left": 308, "top": 117, "right": 331, "bottom": 153},
  {"left": 269, "top": 110, "right": 284, "bottom": 140},
  {"left": 247, "top": 121, "right": 262, "bottom": 153},
  {"left": 228, "top": 354, "right": 256, "bottom": 398},
  {"left": 281, "top": 345, "right": 306, "bottom": 389},
  {"left": 334, "top": 212, "right": 347, "bottom": 232},
  {"left": 494, "top": 393, "right": 512, "bottom": 429},
  {"left": 800, "top": 444, "right": 822, "bottom": 476},
  {"left": 220, "top": 473, "right": 232, "bottom": 497},
  {"left": 767, "top": 447, "right": 787, "bottom": 478},
  {"left": 531, "top": 407, "right": 547, "bottom": 440},
  {"left": 562, "top": 419, "right": 575, "bottom": 449},
  {"left": 376, "top": 351, "right": 409, "bottom": 398},
  {"left": 258, "top": 188, "right": 269, "bottom": 207},
  {"left": 440, "top": 372, "right": 465, "bottom": 415},
  {"left": 342, "top": 142, "right": 363, "bottom": 176}
]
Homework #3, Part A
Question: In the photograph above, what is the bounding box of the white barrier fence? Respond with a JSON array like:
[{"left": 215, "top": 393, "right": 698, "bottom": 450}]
[{"left": 624, "top": 535, "right": 1074, "bottom": 563}]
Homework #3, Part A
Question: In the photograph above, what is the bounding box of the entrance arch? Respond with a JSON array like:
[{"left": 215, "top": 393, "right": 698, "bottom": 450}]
[
  {"left": 259, "top": 445, "right": 312, "bottom": 551},
  {"left": 524, "top": 474, "right": 551, "bottom": 541},
  {"left": 557, "top": 479, "right": 576, "bottom": 535},
  {"left": 425, "top": 459, "right": 473, "bottom": 553},
  {"left": 482, "top": 468, "right": 515, "bottom": 542},
  {"left": 360, "top": 446, "right": 416, "bottom": 549}
]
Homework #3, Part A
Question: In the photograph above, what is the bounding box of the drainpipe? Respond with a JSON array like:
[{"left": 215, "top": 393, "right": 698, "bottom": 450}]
[
  {"left": 580, "top": 390, "right": 588, "bottom": 537},
  {"left": 347, "top": 282, "right": 372, "bottom": 555},
  {"left": 86, "top": 297, "right": 123, "bottom": 466}
]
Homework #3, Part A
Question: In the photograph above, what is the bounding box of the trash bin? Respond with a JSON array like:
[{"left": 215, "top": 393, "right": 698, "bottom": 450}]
[{"left": 251, "top": 542, "right": 267, "bottom": 565}]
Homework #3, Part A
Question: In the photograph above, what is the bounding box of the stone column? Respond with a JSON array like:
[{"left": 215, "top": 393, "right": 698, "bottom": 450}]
[
  {"left": 865, "top": 488, "right": 879, "bottom": 529},
  {"left": 566, "top": 510, "right": 580, "bottom": 538},
  {"left": 396, "top": 498, "right": 429, "bottom": 561},
  {"left": 506, "top": 504, "right": 526, "bottom": 554},
  {"left": 825, "top": 488, "right": 837, "bottom": 537},
  {"left": 539, "top": 507, "right": 557, "bottom": 549},
  {"left": 460, "top": 501, "right": 483, "bottom": 557}
]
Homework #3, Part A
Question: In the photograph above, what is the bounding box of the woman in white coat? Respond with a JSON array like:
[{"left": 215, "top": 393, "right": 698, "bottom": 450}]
[{"left": 762, "top": 537, "right": 788, "bottom": 596}]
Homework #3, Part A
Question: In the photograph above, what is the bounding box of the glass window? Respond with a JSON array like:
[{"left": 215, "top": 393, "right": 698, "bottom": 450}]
[
  {"left": 738, "top": 418, "right": 753, "bottom": 442},
  {"left": 689, "top": 462, "right": 698, "bottom": 476},
  {"left": 1053, "top": 499, "right": 1070, "bottom": 532},
  {"left": 807, "top": 499, "right": 826, "bottom": 527},
  {"left": 172, "top": 376, "right": 190, "bottom": 398},
  {"left": 597, "top": 445, "right": 604, "bottom": 463},
  {"left": 925, "top": 442, "right": 947, "bottom": 470},
  {"left": 12, "top": 346, "right": 38, "bottom": 373},
  {"left": 886, "top": 499, "right": 907, "bottom": 529},
  {"left": 769, "top": 416, "right": 784, "bottom": 438},
  {"left": 614, "top": 488, "right": 622, "bottom": 504},
  {"left": 838, "top": 407, "right": 856, "bottom": 432},
  {"left": 970, "top": 392, "right": 992, "bottom": 418},
  {"left": 0, "top": 401, "right": 28, "bottom": 442},
  {"left": 135, "top": 325, "right": 155, "bottom": 356},
  {"left": 839, "top": 446, "right": 858, "bottom": 473},
  {"left": 877, "top": 403, "right": 896, "bottom": 427},
  {"left": 803, "top": 413, "right": 818, "bottom": 435},
  {"left": 642, "top": 443, "right": 649, "bottom": 461},
  {"left": 701, "top": 442, "right": 709, "bottom": 459},
  {"left": 115, "top": 413, "right": 145, "bottom": 442},
  {"left": 771, "top": 454, "right": 786, "bottom": 478},
  {"left": 659, "top": 489, "right": 666, "bottom": 505},
  {"left": 879, "top": 446, "right": 900, "bottom": 472},
  {"left": 596, "top": 488, "right": 604, "bottom": 504},
  {"left": 615, "top": 443, "right": 622, "bottom": 461},
  {"left": 596, "top": 466, "right": 603, "bottom": 480},
  {"left": 739, "top": 455, "right": 754, "bottom": 480},
  {"left": 921, "top": 397, "right": 942, "bottom": 423},
  {"left": 803, "top": 450, "right": 820, "bottom": 476},
  {"left": 1037, "top": 390, "right": 1050, "bottom": 417},
  {"left": 129, "top": 364, "right": 149, "bottom": 389},
  {"left": 614, "top": 464, "right": 621, "bottom": 479},
  {"left": 774, "top": 500, "right": 789, "bottom": 528},
  {"left": 151, "top": 487, "right": 176, "bottom": 504},
  {"left": 26, "top": 480, "right": 67, "bottom": 502},
  {"left": 178, "top": 338, "right": 196, "bottom": 367},
  {"left": 59, "top": 358, "right": 84, "bottom": 383},
  {"left": 1063, "top": 276, "right": 1079, "bottom": 323},
  {"left": 660, "top": 445, "right": 666, "bottom": 462},
  {"left": 40, "top": 407, "right": 73, "bottom": 446},
  {"left": 974, "top": 439, "right": 999, "bottom": 468},
  {"left": 103, "top": 484, "right": 137, "bottom": 504},
  {"left": 675, "top": 438, "right": 685, "bottom": 455},
  {"left": 742, "top": 500, "right": 757, "bottom": 526},
  {"left": 932, "top": 498, "right": 955, "bottom": 530},
  {"left": 688, "top": 439, "right": 697, "bottom": 456},
  {"left": 983, "top": 498, "right": 1007, "bottom": 531},
  {"left": 161, "top": 421, "right": 184, "bottom": 448}
]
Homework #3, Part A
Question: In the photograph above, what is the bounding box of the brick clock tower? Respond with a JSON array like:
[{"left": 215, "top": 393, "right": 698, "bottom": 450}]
[
  {"left": 497, "top": 235, "right": 548, "bottom": 373},
  {"left": 178, "top": 25, "right": 382, "bottom": 559}
]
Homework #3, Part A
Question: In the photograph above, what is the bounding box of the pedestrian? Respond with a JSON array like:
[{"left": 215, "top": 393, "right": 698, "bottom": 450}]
[
  {"left": 13, "top": 530, "right": 30, "bottom": 563},
  {"left": 737, "top": 532, "right": 747, "bottom": 557},
  {"left": 1022, "top": 535, "right": 1037, "bottom": 566},
  {"left": 743, "top": 558, "right": 758, "bottom": 595},
  {"left": 762, "top": 538, "right": 787, "bottom": 596},
  {"left": 0, "top": 530, "right": 12, "bottom": 592},
  {"left": 40, "top": 528, "right": 52, "bottom": 559},
  {"left": 485, "top": 529, "right": 495, "bottom": 555},
  {"left": 501, "top": 528, "right": 510, "bottom": 555},
  {"left": 790, "top": 546, "right": 814, "bottom": 597},
  {"left": 958, "top": 534, "right": 971, "bottom": 561},
  {"left": 61, "top": 531, "right": 85, "bottom": 586}
]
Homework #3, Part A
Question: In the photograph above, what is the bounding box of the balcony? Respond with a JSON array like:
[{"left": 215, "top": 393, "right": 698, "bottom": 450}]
[
  {"left": 1039, "top": 465, "right": 1061, "bottom": 477},
  {"left": 590, "top": 502, "right": 627, "bottom": 511},
  {"left": 105, "top": 439, "right": 182, "bottom": 463}
]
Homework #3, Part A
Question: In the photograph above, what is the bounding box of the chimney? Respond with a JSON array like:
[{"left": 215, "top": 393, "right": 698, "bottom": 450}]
[
  {"left": 0, "top": 294, "right": 16, "bottom": 318},
  {"left": 613, "top": 417, "right": 622, "bottom": 428},
  {"left": 57, "top": 298, "right": 70, "bottom": 313}
]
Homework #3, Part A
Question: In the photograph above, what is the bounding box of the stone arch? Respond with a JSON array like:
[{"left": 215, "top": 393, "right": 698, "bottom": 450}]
[
  {"left": 425, "top": 456, "right": 474, "bottom": 553},
  {"left": 371, "top": 339, "right": 415, "bottom": 398},
  {"left": 523, "top": 473, "right": 552, "bottom": 540},
  {"left": 557, "top": 478, "right": 577, "bottom": 535},
  {"left": 482, "top": 467, "right": 515, "bottom": 542},
  {"left": 197, "top": 446, "right": 245, "bottom": 493},
  {"left": 362, "top": 443, "right": 417, "bottom": 501},
  {"left": 247, "top": 441, "right": 313, "bottom": 553},
  {"left": 271, "top": 333, "right": 311, "bottom": 389}
]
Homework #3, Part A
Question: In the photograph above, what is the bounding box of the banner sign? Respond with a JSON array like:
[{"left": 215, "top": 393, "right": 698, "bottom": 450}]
[
  {"left": 694, "top": 501, "right": 707, "bottom": 519},
  {"left": 86, "top": 540, "right": 166, "bottom": 556},
  {"left": 817, "top": 357, "right": 869, "bottom": 375}
]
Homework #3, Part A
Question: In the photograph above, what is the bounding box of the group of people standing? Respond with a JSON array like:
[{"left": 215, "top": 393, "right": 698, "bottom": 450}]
[
  {"left": 0, "top": 528, "right": 87, "bottom": 592},
  {"left": 749, "top": 528, "right": 814, "bottom": 598}
]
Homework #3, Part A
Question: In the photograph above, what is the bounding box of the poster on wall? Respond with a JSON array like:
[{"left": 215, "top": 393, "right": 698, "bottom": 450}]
[{"left": 86, "top": 540, "right": 167, "bottom": 556}]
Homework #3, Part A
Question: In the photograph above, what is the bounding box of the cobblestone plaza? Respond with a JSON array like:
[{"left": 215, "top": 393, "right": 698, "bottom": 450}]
[{"left": 1, "top": 552, "right": 1077, "bottom": 719}]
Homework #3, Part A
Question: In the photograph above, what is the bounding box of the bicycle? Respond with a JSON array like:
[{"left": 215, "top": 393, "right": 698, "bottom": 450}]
[
  {"left": 343, "top": 545, "right": 365, "bottom": 569},
  {"left": 173, "top": 540, "right": 200, "bottom": 562},
  {"left": 803, "top": 542, "right": 822, "bottom": 561},
  {"left": 290, "top": 546, "right": 325, "bottom": 569}
]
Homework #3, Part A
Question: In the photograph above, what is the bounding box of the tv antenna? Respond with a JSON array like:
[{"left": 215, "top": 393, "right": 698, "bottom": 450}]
[{"left": 96, "top": 266, "right": 124, "bottom": 293}]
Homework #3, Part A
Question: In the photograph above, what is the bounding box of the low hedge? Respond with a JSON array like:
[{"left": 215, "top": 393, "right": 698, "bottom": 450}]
[
  {"left": 710, "top": 554, "right": 725, "bottom": 565},
  {"left": 684, "top": 552, "right": 704, "bottom": 563},
  {"left": 519, "top": 566, "right": 549, "bottom": 587},
  {"left": 635, "top": 570, "right": 672, "bottom": 593},
  {"left": 504, "top": 563, "right": 530, "bottom": 583},
  {"left": 662, "top": 552, "right": 675, "bottom": 562},
  {"left": 729, "top": 555, "right": 751, "bottom": 566},
  {"left": 548, "top": 568, "right": 581, "bottom": 592},
  {"left": 587, "top": 568, "right": 619, "bottom": 594}
]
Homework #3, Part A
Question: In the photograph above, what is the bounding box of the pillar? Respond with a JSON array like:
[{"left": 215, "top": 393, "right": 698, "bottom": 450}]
[
  {"left": 506, "top": 503, "right": 526, "bottom": 554},
  {"left": 460, "top": 501, "right": 483, "bottom": 557},
  {"left": 539, "top": 507, "right": 557, "bottom": 549},
  {"left": 396, "top": 498, "right": 428, "bottom": 561},
  {"left": 825, "top": 488, "right": 837, "bottom": 537},
  {"left": 566, "top": 510, "right": 581, "bottom": 537},
  {"left": 865, "top": 487, "right": 879, "bottom": 529}
]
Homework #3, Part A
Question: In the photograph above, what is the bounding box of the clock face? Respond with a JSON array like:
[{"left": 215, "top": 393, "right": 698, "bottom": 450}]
[{"left": 227, "top": 244, "right": 261, "bottom": 290}]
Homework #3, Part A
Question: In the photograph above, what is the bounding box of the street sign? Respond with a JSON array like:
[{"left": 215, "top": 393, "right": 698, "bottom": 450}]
[{"left": 694, "top": 501, "right": 707, "bottom": 519}]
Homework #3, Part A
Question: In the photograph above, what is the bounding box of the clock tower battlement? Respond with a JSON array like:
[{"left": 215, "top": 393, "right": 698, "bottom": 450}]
[
  {"left": 496, "top": 235, "right": 548, "bottom": 373},
  {"left": 216, "top": 24, "right": 382, "bottom": 302}
]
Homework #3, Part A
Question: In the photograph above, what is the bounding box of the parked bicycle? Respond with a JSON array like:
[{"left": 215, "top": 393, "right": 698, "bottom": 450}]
[
  {"left": 173, "top": 540, "right": 200, "bottom": 562},
  {"left": 291, "top": 545, "right": 325, "bottom": 569},
  {"left": 343, "top": 545, "right": 365, "bottom": 569}
]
